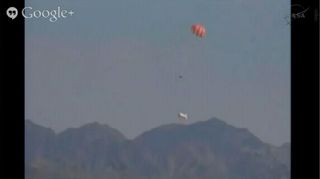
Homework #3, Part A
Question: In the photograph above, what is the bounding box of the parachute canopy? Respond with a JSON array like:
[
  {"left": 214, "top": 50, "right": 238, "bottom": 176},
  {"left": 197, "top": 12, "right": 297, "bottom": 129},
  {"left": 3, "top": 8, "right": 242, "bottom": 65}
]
[{"left": 191, "top": 24, "right": 206, "bottom": 38}]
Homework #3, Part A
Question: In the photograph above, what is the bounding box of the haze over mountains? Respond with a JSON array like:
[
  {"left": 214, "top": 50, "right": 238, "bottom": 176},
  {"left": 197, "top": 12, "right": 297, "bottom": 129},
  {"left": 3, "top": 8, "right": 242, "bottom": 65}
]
[{"left": 26, "top": 118, "right": 290, "bottom": 179}]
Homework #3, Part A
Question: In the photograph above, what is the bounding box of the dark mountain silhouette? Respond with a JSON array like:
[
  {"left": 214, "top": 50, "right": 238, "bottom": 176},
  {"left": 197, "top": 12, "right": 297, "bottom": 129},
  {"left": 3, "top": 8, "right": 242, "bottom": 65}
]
[{"left": 25, "top": 118, "right": 290, "bottom": 179}]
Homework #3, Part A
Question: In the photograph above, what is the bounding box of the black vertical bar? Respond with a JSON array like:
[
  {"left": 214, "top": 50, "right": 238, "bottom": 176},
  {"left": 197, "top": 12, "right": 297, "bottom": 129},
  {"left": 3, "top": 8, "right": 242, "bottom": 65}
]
[
  {"left": 291, "top": 0, "right": 319, "bottom": 178},
  {"left": 0, "top": 0, "right": 25, "bottom": 178}
]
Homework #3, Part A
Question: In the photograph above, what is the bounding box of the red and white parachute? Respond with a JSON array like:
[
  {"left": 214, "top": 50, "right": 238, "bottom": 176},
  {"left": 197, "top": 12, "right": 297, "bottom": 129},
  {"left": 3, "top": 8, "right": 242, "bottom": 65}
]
[{"left": 191, "top": 24, "right": 206, "bottom": 38}]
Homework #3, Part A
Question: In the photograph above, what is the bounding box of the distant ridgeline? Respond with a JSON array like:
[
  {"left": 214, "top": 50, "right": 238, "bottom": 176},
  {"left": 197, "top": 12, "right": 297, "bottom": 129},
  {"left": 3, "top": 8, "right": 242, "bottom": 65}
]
[{"left": 25, "top": 118, "right": 290, "bottom": 179}]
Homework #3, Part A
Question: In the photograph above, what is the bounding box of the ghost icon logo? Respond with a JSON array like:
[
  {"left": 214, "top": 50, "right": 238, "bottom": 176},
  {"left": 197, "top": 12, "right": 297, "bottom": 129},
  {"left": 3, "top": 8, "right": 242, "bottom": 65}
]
[{"left": 7, "top": 7, "right": 18, "bottom": 20}]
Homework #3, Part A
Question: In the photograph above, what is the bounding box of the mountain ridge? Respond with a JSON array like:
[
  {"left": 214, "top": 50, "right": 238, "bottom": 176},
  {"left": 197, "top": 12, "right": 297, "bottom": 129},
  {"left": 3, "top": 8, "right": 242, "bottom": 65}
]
[
  {"left": 25, "top": 118, "right": 290, "bottom": 179},
  {"left": 25, "top": 118, "right": 284, "bottom": 146}
]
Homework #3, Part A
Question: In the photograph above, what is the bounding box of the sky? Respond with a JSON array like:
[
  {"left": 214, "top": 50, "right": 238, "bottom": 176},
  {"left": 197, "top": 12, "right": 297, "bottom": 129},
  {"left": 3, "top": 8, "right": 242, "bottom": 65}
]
[{"left": 25, "top": 0, "right": 290, "bottom": 146}]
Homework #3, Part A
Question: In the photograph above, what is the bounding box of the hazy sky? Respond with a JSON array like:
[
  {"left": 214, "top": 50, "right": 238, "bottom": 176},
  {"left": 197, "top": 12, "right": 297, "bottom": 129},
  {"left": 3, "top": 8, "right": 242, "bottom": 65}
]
[{"left": 25, "top": 0, "right": 290, "bottom": 146}]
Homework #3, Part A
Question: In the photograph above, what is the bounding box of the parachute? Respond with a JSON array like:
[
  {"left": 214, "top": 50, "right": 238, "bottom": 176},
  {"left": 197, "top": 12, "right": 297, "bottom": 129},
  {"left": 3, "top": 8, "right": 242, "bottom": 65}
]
[
  {"left": 174, "top": 25, "right": 205, "bottom": 123},
  {"left": 191, "top": 24, "right": 206, "bottom": 38},
  {"left": 177, "top": 112, "right": 188, "bottom": 121}
]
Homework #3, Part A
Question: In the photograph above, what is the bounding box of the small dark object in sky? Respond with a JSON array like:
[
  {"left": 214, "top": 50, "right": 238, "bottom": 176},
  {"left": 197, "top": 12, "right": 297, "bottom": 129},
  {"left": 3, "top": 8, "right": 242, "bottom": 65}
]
[{"left": 178, "top": 75, "right": 183, "bottom": 79}]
